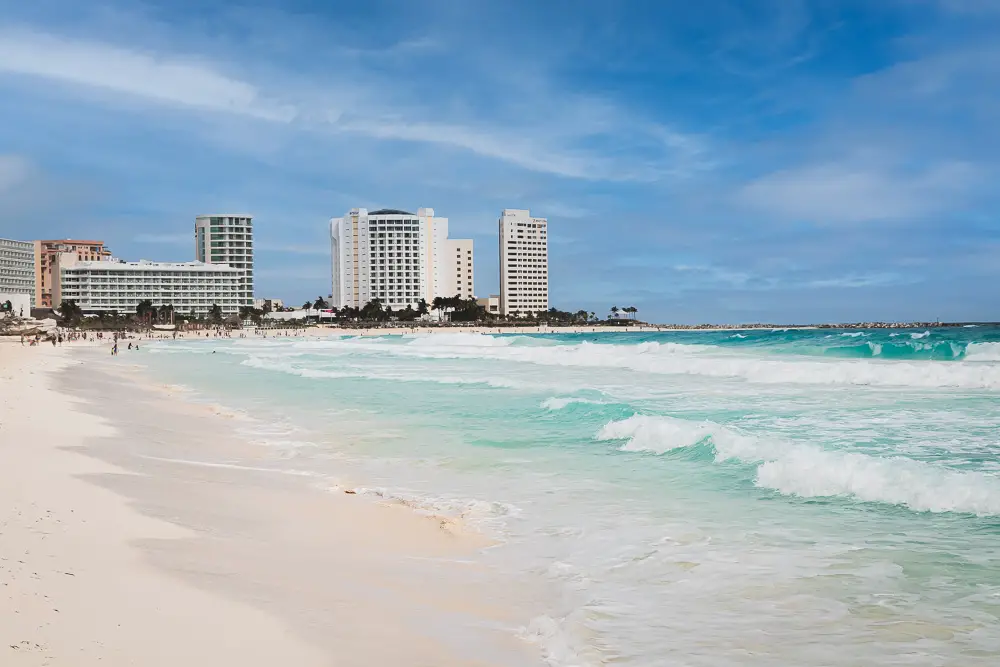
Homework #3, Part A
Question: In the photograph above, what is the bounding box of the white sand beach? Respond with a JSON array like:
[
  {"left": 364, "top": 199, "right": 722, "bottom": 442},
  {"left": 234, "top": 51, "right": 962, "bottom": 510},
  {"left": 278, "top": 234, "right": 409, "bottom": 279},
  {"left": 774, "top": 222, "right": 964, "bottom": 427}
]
[{"left": 0, "top": 339, "right": 544, "bottom": 666}]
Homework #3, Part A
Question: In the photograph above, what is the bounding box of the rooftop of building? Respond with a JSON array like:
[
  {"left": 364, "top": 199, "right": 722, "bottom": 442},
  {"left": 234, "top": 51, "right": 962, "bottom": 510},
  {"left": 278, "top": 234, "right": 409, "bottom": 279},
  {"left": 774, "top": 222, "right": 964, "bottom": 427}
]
[
  {"left": 61, "top": 258, "right": 240, "bottom": 271},
  {"left": 196, "top": 214, "right": 254, "bottom": 218},
  {"left": 37, "top": 239, "right": 108, "bottom": 246},
  {"left": 369, "top": 209, "right": 416, "bottom": 216}
]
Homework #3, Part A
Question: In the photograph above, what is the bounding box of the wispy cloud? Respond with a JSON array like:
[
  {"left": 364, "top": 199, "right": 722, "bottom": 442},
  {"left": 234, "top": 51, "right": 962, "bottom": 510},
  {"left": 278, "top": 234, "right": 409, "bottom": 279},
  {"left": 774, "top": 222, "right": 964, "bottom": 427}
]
[
  {"left": 737, "top": 161, "right": 981, "bottom": 223},
  {"left": 803, "top": 272, "right": 914, "bottom": 289},
  {"left": 0, "top": 26, "right": 708, "bottom": 182},
  {"left": 0, "top": 28, "right": 295, "bottom": 121}
]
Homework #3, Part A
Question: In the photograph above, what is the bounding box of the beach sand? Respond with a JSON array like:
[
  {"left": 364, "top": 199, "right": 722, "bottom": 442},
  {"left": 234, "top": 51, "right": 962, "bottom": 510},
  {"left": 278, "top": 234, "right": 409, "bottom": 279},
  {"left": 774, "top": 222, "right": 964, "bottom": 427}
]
[{"left": 0, "top": 339, "right": 544, "bottom": 666}]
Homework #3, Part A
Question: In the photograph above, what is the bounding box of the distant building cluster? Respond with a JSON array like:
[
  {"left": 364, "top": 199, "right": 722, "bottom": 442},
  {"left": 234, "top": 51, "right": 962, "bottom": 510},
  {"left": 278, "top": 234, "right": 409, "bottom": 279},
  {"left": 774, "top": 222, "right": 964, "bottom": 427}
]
[
  {"left": 0, "top": 215, "right": 255, "bottom": 318},
  {"left": 329, "top": 207, "right": 549, "bottom": 316},
  {"left": 2, "top": 205, "right": 554, "bottom": 321}
]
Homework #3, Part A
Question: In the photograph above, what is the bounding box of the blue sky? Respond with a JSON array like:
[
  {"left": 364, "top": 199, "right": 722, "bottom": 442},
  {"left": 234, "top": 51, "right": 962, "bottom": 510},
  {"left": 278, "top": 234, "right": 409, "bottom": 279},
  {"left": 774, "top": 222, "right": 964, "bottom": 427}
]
[{"left": 0, "top": 0, "right": 997, "bottom": 323}]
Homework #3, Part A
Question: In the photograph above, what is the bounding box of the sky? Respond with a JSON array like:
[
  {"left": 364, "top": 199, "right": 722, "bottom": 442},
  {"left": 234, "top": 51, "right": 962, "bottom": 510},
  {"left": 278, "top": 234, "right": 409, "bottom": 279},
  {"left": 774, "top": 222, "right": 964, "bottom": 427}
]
[{"left": 0, "top": 0, "right": 997, "bottom": 323}]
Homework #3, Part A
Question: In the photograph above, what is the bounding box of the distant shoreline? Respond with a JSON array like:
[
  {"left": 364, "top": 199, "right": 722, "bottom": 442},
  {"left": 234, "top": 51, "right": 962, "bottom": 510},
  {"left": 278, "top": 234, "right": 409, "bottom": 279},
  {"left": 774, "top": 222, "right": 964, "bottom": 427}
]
[
  {"left": 303, "top": 320, "right": 997, "bottom": 334},
  {"left": 261, "top": 321, "right": 998, "bottom": 338}
]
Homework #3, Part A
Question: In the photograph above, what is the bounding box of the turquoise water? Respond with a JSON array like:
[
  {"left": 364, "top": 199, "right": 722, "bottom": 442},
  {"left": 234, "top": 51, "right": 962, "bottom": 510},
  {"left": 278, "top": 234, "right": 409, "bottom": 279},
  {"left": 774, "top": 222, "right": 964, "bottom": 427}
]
[{"left": 143, "top": 327, "right": 1000, "bottom": 666}]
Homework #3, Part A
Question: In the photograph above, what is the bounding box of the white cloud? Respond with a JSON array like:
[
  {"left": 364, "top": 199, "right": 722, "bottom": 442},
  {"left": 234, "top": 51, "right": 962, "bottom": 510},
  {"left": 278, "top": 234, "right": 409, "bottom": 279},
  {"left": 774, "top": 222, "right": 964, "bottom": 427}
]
[
  {"left": 0, "top": 28, "right": 295, "bottom": 121},
  {"left": 803, "top": 273, "right": 910, "bottom": 289},
  {"left": 737, "top": 161, "right": 980, "bottom": 223},
  {"left": 0, "top": 27, "right": 707, "bottom": 182}
]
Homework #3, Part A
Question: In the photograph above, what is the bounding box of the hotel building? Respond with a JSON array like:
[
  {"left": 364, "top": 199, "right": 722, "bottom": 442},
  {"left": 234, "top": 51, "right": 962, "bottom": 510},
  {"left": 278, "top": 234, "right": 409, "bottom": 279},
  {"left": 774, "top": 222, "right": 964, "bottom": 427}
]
[
  {"left": 53, "top": 255, "right": 242, "bottom": 317},
  {"left": 194, "top": 214, "right": 254, "bottom": 306},
  {"left": 0, "top": 237, "right": 36, "bottom": 308},
  {"left": 329, "top": 207, "right": 474, "bottom": 310},
  {"left": 34, "top": 239, "right": 111, "bottom": 307},
  {"left": 444, "top": 239, "right": 475, "bottom": 300},
  {"left": 498, "top": 209, "right": 549, "bottom": 316}
]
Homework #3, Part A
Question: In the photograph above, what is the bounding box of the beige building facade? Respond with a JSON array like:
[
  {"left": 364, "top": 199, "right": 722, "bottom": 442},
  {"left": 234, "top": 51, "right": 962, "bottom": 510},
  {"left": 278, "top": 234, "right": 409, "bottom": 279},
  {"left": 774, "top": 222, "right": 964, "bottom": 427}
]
[{"left": 35, "top": 239, "right": 111, "bottom": 307}]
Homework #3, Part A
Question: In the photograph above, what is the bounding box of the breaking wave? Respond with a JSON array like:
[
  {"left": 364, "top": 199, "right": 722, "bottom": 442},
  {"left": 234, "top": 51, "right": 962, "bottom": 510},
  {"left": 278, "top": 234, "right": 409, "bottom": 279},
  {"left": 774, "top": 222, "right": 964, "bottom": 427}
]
[
  {"left": 362, "top": 339, "right": 1000, "bottom": 390},
  {"left": 595, "top": 415, "right": 1000, "bottom": 516},
  {"left": 966, "top": 342, "right": 1000, "bottom": 362},
  {"left": 541, "top": 397, "right": 609, "bottom": 411},
  {"left": 240, "top": 355, "right": 522, "bottom": 389}
]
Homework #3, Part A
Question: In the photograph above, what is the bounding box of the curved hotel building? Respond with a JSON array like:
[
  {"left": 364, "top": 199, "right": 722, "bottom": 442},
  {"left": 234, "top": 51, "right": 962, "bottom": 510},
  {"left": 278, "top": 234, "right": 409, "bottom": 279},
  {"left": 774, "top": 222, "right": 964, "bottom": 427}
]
[{"left": 329, "top": 208, "right": 474, "bottom": 310}]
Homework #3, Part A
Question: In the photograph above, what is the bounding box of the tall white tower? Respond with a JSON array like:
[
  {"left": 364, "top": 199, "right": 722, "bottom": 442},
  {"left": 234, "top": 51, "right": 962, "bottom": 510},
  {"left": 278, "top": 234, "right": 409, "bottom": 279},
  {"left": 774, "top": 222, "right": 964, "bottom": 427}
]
[
  {"left": 499, "top": 209, "right": 548, "bottom": 316},
  {"left": 330, "top": 207, "right": 472, "bottom": 310},
  {"left": 195, "top": 214, "right": 254, "bottom": 307}
]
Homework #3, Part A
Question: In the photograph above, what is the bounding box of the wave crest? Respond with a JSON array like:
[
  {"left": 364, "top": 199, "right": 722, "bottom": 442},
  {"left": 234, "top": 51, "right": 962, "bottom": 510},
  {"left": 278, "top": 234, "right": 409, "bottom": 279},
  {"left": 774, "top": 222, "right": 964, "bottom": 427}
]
[{"left": 596, "top": 415, "right": 1000, "bottom": 515}]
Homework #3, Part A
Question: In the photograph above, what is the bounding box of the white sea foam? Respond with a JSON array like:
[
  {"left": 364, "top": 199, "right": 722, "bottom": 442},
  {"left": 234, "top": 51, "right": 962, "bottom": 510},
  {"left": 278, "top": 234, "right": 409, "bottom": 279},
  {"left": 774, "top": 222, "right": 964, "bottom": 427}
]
[
  {"left": 350, "top": 486, "right": 518, "bottom": 530},
  {"left": 521, "top": 614, "right": 590, "bottom": 667},
  {"left": 841, "top": 332, "right": 867, "bottom": 337},
  {"left": 596, "top": 415, "right": 1000, "bottom": 515},
  {"left": 240, "top": 355, "right": 523, "bottom": 389},
  {"left": 347, "top": 339, "right": 1000, "bottom": 390},
  {"left": 408, "top": 333, "right": 515, "bottom": 348},
  {"left": 910, "top": 331, "right": 931, "bottom": 339},
  {"left": 541, "top": 397, "right": 607, "bottom": 411},
  {"left": 965, "top": 342, "right": 1000, "bottom": 362}
]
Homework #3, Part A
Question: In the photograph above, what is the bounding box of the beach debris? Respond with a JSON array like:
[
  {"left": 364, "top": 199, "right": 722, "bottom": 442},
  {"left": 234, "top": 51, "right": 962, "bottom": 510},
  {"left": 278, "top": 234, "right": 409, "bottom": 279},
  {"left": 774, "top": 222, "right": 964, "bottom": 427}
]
[{"left": 344, "top": 489, "right": 356, "bottom": 494}]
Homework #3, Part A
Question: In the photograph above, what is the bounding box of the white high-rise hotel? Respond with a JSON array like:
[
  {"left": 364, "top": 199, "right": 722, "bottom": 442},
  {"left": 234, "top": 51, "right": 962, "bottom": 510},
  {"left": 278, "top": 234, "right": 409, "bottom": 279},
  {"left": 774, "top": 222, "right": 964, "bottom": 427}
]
[
  {"left": 329, "top": 208, "right": 474, "bottom": 310},
  {"left": 194, "top": 214, "right": 254, "bottom": 307},
  {"left": 499, "top": 209, "right": 548, "bottom": 316}
]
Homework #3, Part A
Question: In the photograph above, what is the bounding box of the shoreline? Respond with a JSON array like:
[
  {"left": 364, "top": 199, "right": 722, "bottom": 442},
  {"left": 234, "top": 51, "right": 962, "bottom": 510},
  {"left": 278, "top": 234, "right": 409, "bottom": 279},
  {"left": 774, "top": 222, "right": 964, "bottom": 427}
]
[{"left": 0, "top": 340, "right": 545, "bottom": 666}]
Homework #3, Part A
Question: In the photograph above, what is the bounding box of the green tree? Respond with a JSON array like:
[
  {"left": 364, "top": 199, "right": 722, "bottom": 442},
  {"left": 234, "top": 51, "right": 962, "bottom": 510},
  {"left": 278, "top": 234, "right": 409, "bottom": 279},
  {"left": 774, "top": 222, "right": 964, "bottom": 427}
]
[
  {"left": 302, "top": 300, "right": 312, "bottom": 310},
  {"left": 359, "top": 299, "right": 384, "bottom": 321},
  {"left": 209, "top": 304, "right": 223, "bottom": 323},
  {"left": 417, "top": 299, "right": 429, "bottom": 317},
  {"left": 313, "top": 296, "right": 330, "bottom": 310},
  {"left": 610, "top": 305, "right": 620, "bottom": 320},
  {"left": 58, "top": 300, "right": 84, "bottom": 326}
]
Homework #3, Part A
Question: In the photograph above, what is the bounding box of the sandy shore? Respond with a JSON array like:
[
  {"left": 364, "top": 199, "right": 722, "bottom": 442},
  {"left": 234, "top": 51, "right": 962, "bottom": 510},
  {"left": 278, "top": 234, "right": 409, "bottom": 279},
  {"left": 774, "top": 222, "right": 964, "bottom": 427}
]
[{"left": 0, "top": 339, "right": 543, "bottom": 666}]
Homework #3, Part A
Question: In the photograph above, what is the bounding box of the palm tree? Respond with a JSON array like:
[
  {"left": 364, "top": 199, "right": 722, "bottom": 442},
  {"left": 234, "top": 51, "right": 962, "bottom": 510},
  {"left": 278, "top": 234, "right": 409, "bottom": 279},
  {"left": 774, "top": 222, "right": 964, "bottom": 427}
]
[
  {"left": 135, "top": 299, "right": 155, "bottom": 323},
  {"left": 630, "top": 306, "right": 639, "bottom": 320},
  {"left": 301, "top": 300, "right": 312, "bottom": 310},
  {"left": 610, "top": 305, "right": 620, "bottom": 320},
  {"left": 157, "top": 304, "right": 174, "bottom": 324},
  {"left": 417, "top": 299, "right": 429, "bottom": 317},
  {"left": 58, "top": 300, "right": 84, "bottom": 326},
  {"left": 209, "top": 304, "right": 223, "bottom": 323},
  {"left": 313, "top": 296, "right": 330, "bottom": 310}
]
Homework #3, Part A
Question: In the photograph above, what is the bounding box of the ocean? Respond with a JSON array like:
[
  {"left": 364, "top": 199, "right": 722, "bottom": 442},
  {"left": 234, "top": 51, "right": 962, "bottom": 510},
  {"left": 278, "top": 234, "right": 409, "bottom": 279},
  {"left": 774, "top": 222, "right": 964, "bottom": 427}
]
[{"left": 143, "top": 326, "right": 1000, "bottom": 666}]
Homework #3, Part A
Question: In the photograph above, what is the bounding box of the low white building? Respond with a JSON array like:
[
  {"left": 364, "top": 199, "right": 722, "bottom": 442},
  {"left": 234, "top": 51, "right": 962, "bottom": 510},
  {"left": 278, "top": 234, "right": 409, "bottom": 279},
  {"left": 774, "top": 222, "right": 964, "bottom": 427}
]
[
  {"left": 53, "top": 254, "right": 242, "bottom": 316},
  {"left": 254, "top": 298, "right": 284, "bottom": 311},
  {"left": 0, "top": 293, "right": 32, "bottom": 318},
  {"left": 477, "top": 294, "right": 500, "bottom": 315}
]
